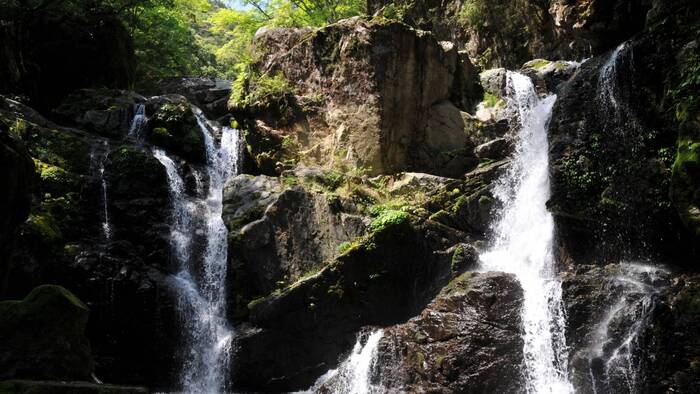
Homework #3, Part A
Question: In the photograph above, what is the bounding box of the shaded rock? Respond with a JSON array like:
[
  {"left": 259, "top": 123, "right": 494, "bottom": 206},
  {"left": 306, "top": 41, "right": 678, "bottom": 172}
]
[
  {"left": 52, "top": 89, "right": 144, "bottom": 139},
  {"left": 0, "top": 285, "right": 93, "bottom": 381},
  {"left": 387, "top": 172, "right": 454, "bottom": 195},
  {"left": 144, "top": 95, "right": 207, "bottom": 164},
  {"left": 375, "top": 272, "right": 524, "bottom": 393},
  {"left": 521, "top": 59, "right": 581, "bottom": 93},
  {"left": 144, "top": 77, "right": 232, "bottom": 120},
  {"left": 475, "top": 138, "right": 511, "bottom": 161},
  {"left": 0, "top": 6, "right": 134, "bottom": 111},
  {"left": 232, "top": 17, "right": 483, "bottom": 177},
  {"left": 223, "top": 174, "right": 369, "bottom": 318},
  {"left": 231, "top": 216, "right": 459, "bottom": 392},
  {"left": 0, "top": 380, "right": 148, "bottom": 394},
  {"left": 548, "top": 2, "right": 700, "bottom": 265}
]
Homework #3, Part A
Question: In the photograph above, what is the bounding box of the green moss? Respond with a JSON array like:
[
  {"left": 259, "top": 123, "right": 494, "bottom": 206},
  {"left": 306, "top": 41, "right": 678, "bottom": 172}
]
[
  {"left": 441, "top": 271, "right": 476, "bottom": 296},
  {"left": 370, "top": 210, "right": 409, "bottom": 232},
  {"left": 458, "top": 0, "right": 484, "bottom": 27},
  {"left": 26, "top": 213, "right": 62, "bottom": 241},
  {"left": 482, "top": 92, "right": 504, "bottom": 108},
  {"left": 527, "top": 59, "right": 551, "bottom": 70},
  {"left": 152, "top": 127, "right": 172, "bottom": 138},
  {"left": 230, "top": 70, "right": 294, "bottom": 108}
]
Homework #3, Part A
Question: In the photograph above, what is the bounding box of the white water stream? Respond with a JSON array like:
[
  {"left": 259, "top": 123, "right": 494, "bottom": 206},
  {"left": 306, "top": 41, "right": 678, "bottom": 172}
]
[
  {"left": 152, "top": 107, "right": 241, "bottom": 393},
  {"left": 90, "top": 140, "right": 112, "bottom": 241},
  {"left": 301, "top": 330, "right": 385, "bottom": 394},
  {"left": 479, "top": 72, "right": 573, "bottom": 394}
]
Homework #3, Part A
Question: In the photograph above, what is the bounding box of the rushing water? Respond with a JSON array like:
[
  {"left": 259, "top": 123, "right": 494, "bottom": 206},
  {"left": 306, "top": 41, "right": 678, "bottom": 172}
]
[
  {"left": 152, "top": 107, "right": 241, "bottom": 393},
  {"left": 479, "top": 72, "right": 573, "bottom": 393},
  {"left": 302, "top": 330, "right": 385, "bottom": 394},
  {"left": 129, "top": 103, "right": 147, "bottom": 140},
  {"left": 586, "top": 263, "right": 670, "bottom": 394},
  {"left": 90, "top": 140, "right": 112, "bottom": 241}
]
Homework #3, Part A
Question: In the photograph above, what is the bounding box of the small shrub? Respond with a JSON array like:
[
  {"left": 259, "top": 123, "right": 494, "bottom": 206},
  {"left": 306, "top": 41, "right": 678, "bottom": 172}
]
[{"left": 370, "top": 209, "right": 409, "bottom": 232}]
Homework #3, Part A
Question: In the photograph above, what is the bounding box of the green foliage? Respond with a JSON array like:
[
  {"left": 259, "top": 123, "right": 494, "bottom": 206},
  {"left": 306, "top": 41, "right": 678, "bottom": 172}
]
[
  {"left": 458, "top": 0, "right": 484, "bottom": 27},
  {"left": 370, "top": 209, "right": 409, "bottom": 232},
  {"left": 231, "top": 71, "right": 293, "bottom": 108},
  {"left": 482, "top": 91, "right": 504, "bottom": 108}
]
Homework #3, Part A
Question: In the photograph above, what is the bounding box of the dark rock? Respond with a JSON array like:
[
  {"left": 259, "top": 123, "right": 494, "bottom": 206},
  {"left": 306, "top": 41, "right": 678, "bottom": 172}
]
[
  {"left": 0, "top": 380, "right": 148, "bottom": 394},
  {"left": 547, "top": 1, "right": 700, "bottom": 265},
  {"left": 224, "top": 174, "right": 369, "bottom": 319},
  {"left": 144, "top": 77, "right": 232, "bottom": 120},
  {"left": 145, "top": 95, "right": 207, "bottom": 164},
  {"left": 375, "top": 272, "right": 524, "bottom": 393},
  {"left": 0, "top": 285, "right": 93, "bottom": 381},
  {"left": 52, "top": 89, "right": 145, "bottom": 139},
  {"left": 231, "top": 217, "right": 457, "bottom": 392},
  {"left": 0, "top": 7, "right": 134, "bottom": 111},
  {"left": 475, "top": 137, "right": 511, "bottom": 161}
]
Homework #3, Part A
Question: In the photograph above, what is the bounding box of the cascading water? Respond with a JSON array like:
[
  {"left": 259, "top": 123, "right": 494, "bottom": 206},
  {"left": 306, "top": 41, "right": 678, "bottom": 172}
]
[
  {"left": 586, "top": 263, "right": 670, "bottom": 394},
  {"left": 479, "top": 72, "right": 573, "bottom": 393},
  {"left": 151, "top": 107, "right": 241, "bottom": 393},
  {"left": 90, "top": 140, "right": 112, "bottom": 241},
  {"left": 302, "top": 329, "right": 385, "bottom": 394},
  {"left": 129, "top": 103, "right": 147, "bottom": 140}
]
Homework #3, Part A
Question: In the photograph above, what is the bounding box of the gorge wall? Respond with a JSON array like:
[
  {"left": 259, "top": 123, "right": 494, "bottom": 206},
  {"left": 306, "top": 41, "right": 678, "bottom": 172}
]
[{"left": 0, "top": 0, "right": 698, "bottom": 393}]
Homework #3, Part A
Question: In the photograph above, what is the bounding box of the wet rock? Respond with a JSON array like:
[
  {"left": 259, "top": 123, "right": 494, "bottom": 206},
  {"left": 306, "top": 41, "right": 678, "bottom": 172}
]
[
  {"left": 375, "top": 272, "right": 524, "bottom": 393},
  {"left": 480, "top": 68, "right": 508, "bottom": 97},
  {"left": 0, "top": 285, "right": 93, "bottom": 381},
  {"left": 548, "top": 2, "right": 700, "bottom": 265},
  {"left": 145, "top": 77, "right": 232, "bottom": 120},
  {"left": 144, "top": 95, "right": 207, "bottom": 164},
  {"left": 231, "top": 217, "right": 456, "bottom": 392},
  {"left": 521, "top": 59, "right": 581, "bottom": 93},
  {"left": 52, "top": 89, "right": 144, "bottom": 139}
]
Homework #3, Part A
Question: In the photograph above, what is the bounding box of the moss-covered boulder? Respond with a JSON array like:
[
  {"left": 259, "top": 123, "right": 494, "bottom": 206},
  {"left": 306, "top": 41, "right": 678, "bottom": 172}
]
[
  {"left": 144, "top": 95, "right": 206, "bottom": 164},
  {"left": 0, "top": 285, "right": 93, "bottom": 381}
]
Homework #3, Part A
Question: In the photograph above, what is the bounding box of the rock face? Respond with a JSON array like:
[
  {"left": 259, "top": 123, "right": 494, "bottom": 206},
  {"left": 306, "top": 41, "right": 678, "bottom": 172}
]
[
  {"left": 547, "top": 0, "right": 700, "bottom": 265},
  {"left": 232, "top": 17, "right": 483, "bottom": 177},
  {"left": 0, "top": 285, "right": 93, "bottom": 381},
  {"left": 368, "top": 0, "right": 652, "bottom": 69},
  {"left": 375, "top": 272, "right": 524, "bottom": 393},
  {"left": 224, "top": 173, "right": 369, "bottom": 317},
  {"left": 0, "top": 93, "right": 177, "bottom": 388}
]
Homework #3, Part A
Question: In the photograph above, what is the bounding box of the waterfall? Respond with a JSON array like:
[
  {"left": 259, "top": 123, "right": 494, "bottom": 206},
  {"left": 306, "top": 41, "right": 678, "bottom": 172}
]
[
  {"left": 151, "top": 107, "right": 242, "bottom": 393},
  {"left": 479, "top": 72, "right": 573, "bottom": 393},
  {"left": 128, "top": 103, "right": 147, "bottom": 140},
  {"left": 586, "top": 263, "right": 670, "bottom": 393},
  {"left": 301, "top": 330, "right": 384, "bottom": 394},
  {"left": 598, "top": 43, "right": 627, "bottom": 114},
  {"left": 90, "top": 140, "right": 112, "bottom": 241}
]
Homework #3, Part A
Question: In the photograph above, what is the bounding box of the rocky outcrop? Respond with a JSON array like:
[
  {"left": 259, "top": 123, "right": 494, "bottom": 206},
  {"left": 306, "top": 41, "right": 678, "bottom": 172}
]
[
  {"left": 547, "top": 0, "right": 700, "bottom": 265},
  {"left": 375, "top": 272, "right": 524, "bottom": 393},
  {"left": 232, "top": 17, "right": 483, "bottom": 178},
  {"left": 368, "top": 0, "right": 652, "bottom": 69},
  {"left": 230, "top": 213, "right": 474, "bottom": 391},
  {"left": 144, "top": 77, "right": 232, "bottom": 120},
  {"left": 224, "top": 172, "right": 369, "bottom": 318},
  {"left": 0, "top": 94, "right": 177, "bottom": 387},
  {"left": 0, "top": 285, "right": 93, "bottom": 381}
]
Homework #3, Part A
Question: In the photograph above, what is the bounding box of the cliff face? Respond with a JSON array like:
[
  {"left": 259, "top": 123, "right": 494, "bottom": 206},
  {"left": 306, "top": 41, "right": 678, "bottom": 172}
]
[{"left": 0, "top": 0, "right": 698, "bottom": 393}]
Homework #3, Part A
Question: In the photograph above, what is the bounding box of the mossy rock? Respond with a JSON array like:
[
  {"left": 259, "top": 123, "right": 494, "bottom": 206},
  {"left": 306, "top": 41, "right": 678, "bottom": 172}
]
[{"left": 0, "top": 285, "right": 93, "bottom": 381}]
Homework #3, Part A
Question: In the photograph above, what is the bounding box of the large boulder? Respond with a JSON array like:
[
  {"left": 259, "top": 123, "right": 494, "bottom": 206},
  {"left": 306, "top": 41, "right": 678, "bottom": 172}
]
[
  {"left": 0, "top": 285, "right": 93, "bottom": 381},
  {"left": 374, "top": 272, "right": 524, "bottom": 393},
  {"left": 232, "top": 17, "right": 483, "bottom": 178}
]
